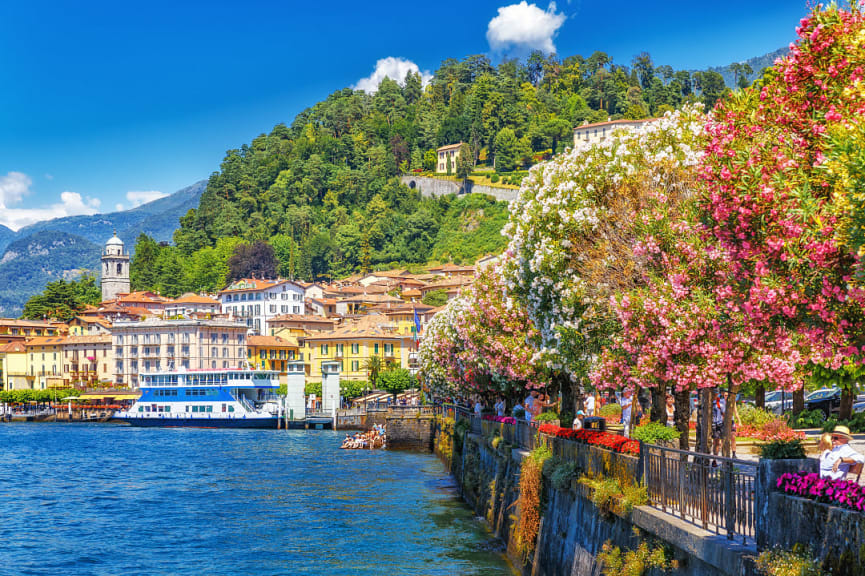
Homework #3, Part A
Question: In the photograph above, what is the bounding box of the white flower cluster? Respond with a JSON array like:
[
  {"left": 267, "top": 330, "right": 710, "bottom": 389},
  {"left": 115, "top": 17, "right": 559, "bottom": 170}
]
[
  {"left": 417, "top": 296, "right": 472, "bottom": 394},
  {"left": 501, "top": 105, "right": 707, "bottom": 378}
]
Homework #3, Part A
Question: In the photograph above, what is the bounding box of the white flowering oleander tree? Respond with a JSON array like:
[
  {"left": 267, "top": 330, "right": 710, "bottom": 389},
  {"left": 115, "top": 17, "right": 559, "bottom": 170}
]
[{"left": 501, "top": 105, "right": 708, "bottom": 409}]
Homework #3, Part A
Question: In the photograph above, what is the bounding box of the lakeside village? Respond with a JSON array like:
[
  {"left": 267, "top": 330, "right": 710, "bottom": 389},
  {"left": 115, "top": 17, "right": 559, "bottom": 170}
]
[{"left": 8, "top": 6, "right": 865, "bottom": 573}]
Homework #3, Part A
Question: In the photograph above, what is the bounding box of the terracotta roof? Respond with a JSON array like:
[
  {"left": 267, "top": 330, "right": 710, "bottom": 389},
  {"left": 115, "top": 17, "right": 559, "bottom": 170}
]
[
  {"left": 172, "top": 293, "right": 220, "bottom": 305},
  {"left": 117, "top": 291, "right": 169, "bottom": 304},
  {"left": 341, "top": 293, "right": 404, "bottom": 304},
  {"left": 64, "top": 334, "right": 111, "bottom": 345},
  {"left": 270, "top": 314, "right": 337, "bottom": 324},
  {"left": 0, "top": 319, "right": 60, "bottom": 328},
  {"left": 401, "top": 289, "right": 422, "bottom": 298},
  {"left": 0, "top": 341, "right": 26, "bottom": 353},
  {"left": 247, "top": 335, "right": 298, "bottom": 348},
  {"left": 25, "top": 336, "right": 68, "bottom": 346},
  {"left": 303, "top": 315, "right": 410, "bottom": 341},
  {"left": 436, "top": 142, "right": 463, "bottom": 151},
  {"left": 366, "top": 269, "right": 412, "bottom": 279}
]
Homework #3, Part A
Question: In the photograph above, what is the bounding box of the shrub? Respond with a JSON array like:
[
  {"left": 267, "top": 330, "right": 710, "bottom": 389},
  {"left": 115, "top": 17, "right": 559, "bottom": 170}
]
[
  {"left": 739, "top": 404, "right": 777, "bottom": 428},
  {"left": 490, "top": 174, "right": 500, "bottom": 183},
  {"left": 822, "top": 411, "right": 865, "bottom": 433},
  {"left": 598, "top": 540, "right": 672, "bottom": 576},
  {"left": 513, "top": 407, "right": 526, "bottom": 420},
  {"left": 776, "top": 472, "right": 865, "bottom": 512},
  {"left": 756, "top": 546, "right": 821, "bottom": 576},
  {"left": 550, "top": 461, "right": 580, "bottom": 491},
  {"left": 534, "top": 411, "right": 559, "bottom": 423},
  {"left": 788, "top": 409, "right": 825, "bottom": 429},
  {"left": 515, "top": 445, "right": 552, "bottom": 562},
  {"left": 559, "top": 411, "right": 574, "bottom": 429},
  {"left": 579, "top": 475, "right": 648, "bottom": 516},
  {"left": 599, "top": 403, "right": 622, "bottom": 417},
  {"left": 759, "top": 439, "right": 806, "bottom": 460},
  {"left": 739, "top": 419, "right": 805, "bottom": 442},
  {"left": 631, "top": 422, "right": 680, "bottom": 445}
]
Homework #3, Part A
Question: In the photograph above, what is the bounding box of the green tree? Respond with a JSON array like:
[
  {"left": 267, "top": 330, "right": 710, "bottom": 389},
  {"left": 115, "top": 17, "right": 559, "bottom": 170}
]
[
  {"left": 494, "top": 127, "right": 519, "bottom": 172},
  {"left": 421, "top": 289, "right": 448, "bottom": 307},
  {"left": 456, "top": 142, "right": 473, "bottom": 182},
  {"left": 363, "top": 355, "right": 383, "bottom": 388},
  {"left": 377, "top": 367, "right": 416, "bottom": 401},
  {"left": 130, "top": 234, "right": 160, "bottom": 291}
]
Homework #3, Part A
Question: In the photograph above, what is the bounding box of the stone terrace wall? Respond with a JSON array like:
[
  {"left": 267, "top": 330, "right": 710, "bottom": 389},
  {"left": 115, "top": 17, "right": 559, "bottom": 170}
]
[
  {"left": 399, "top": 176, "right": 520, "bottom": 203},
  {"left": 439, "top": 429, "right": 758, "bottom": 576},
  {"left": 385, "top": 415, "right": 435, "bottom": 451}
]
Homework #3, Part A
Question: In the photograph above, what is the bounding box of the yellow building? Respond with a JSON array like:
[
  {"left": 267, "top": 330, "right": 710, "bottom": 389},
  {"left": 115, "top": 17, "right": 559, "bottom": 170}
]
[
  {"left": 436, "top": 142, "right": 462, "bottom": 174},
  {"left": 0, "top": 319, "right": 65, "bottom": 343},
  {"left": 0, "top": 341, "right": 28, "bottom": 390},
  {"left": 246, "top": 335, "right": 301, "bottom": 375},
  {"left": 302, "top": 315, "right": 416, "bottom": 383},
  {"left": 63, "top": 334, "right": 113, "bottom": 388},
  {"left": 572, "top": 118, "right": 655, "bottom": 147},
  {"left": 25, "top": 336, "right": 66, "bottom": 389}
]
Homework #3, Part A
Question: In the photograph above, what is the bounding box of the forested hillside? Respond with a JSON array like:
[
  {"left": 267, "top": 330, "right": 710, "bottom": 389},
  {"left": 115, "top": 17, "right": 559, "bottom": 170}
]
[{"left": 132, "top": 49, "right": 757, "bottom": 294}]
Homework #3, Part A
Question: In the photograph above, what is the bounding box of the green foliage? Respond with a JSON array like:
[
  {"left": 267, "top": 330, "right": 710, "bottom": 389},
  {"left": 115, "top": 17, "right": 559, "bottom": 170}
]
[
  {"left": 377, "top": 367, "right": 415, "bottom": 398},
  {"left": 788, "top": 409, "right": 826, "bottom": 429},
  {"left": 0, "top": 389, "right": 81, "bottom": 403},
  {"left": 21, "top": 274, "right": 102, "bottom": 321},
  {"left": 549, "top": 459, "right": 580, "bottom": 491},
  {"left": 339, "top": 380, "right": 369, "bottom": 399},
  {"left": 740, "top": 404, "right": 777, "bottom": 428},
  {"left": 597, "top": 540, "right": 673, "bottom": 576},
  {"left": 421, "top": 289, "right": 449, "bottom": 307},
  {"left": 756, "top": 546, "right": 821, "bottom": 576},
  {"left": 599, "top": 403, "right": 622, "bottom": 417},
  {"left": 304, "top": 382, "right": 322, "bottom": 397},
  {"left": 490, "top": 173, "right": 500, "bottom": 183},
  {"left": 631, "top": 422, "right": 680, "bottom": 444},
  {"left": 362, "top": 355, "right": 383, "bottom": 386},
  {"left": 759, "top": 439, "right": 806, "bottom": 460},
  {"left": 822, "top": 411, "right": 865, "bottom": 433},
  {"left": 513, "top": 407, "right": 526, "bottom": 419},
  {"left": 579, "top": 476, "right": 648, "bottom": 516},
  {"left": 533, "top": 411, "right": 559, "bottom": 423}
]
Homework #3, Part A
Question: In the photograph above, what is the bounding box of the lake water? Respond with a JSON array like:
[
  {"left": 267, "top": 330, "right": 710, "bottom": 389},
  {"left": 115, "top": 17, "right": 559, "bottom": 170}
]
[{"left": 0, "top": 424, "right": 515, "bottom": 576}]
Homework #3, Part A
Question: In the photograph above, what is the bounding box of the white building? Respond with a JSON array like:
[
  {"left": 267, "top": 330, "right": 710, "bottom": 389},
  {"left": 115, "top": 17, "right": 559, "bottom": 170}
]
[
  {"left": 218, "top": 278, "right": 306, "bottom": 334},
  {"left": 573, "top": 118, "right": 655, "bottom": 147}
]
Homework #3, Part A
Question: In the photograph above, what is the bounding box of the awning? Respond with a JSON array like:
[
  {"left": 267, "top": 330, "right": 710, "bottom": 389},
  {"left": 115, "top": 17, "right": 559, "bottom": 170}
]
[{"left": 79, "top": 393, "right": 140, "bottom": 401}]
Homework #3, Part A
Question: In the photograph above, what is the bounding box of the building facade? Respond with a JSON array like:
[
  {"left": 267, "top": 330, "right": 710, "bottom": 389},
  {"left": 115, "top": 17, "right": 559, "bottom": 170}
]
[
  {"left": 63, "top": 334, "right": 113, "bottom": 388},
  {"left": 436, "top": 143, "right": 462, "bottom": 173},
  {"left": 111, "top": 318, "right": 248, "bottom": 387},
  {"left": 218, "top": 279, "right": 306, "bottom": 334},
  {"left": 572, "top": 118, "right": 654, "bottom": 147},
  {"left": 101, "top": 233, "right": 130, "bottom": 301}
]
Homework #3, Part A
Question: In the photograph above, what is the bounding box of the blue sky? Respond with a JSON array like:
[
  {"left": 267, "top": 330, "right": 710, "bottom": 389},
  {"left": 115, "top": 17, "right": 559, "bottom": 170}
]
[{"left": 0, "top": 0, "right": 809, "bottom": 231}]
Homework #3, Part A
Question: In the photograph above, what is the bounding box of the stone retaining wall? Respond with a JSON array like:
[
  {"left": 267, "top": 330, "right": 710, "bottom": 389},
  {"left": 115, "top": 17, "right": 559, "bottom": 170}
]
[{"left": 399, "top": 176, "right": 520, "bottom": 202}]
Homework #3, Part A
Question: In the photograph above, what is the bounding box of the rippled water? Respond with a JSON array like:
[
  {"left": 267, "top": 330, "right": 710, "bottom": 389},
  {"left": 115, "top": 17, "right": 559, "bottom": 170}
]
[{"left": 0, "top": 424, "right": 515, "bottom": 576}]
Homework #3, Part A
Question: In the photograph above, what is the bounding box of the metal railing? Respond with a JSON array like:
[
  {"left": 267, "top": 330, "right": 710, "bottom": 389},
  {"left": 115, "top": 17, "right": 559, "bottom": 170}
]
[
  {"left": 444, "top": 405, "right": 755, "bottom": 543},
  {"left": 643, "top": 444, "right": 755, "bottom": 543}
]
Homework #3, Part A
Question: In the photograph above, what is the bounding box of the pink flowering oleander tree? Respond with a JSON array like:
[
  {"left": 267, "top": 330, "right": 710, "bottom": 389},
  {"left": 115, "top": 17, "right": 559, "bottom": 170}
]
[
  {"left": 696, "top": 4, "right": 865, "bottom": 433},
  {"left": 418, "top": 261, "right": 547, "bottom": 405},
  {"left": 452, "top": 261, "right": 547, "bottom": 400}
]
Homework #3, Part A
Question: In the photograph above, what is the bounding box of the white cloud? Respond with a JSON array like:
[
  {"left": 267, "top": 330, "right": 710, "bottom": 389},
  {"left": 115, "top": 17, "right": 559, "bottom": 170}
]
[
  {"left": 125, "top": 190, "right": 167, "bottom": 208},
  {"left": 353, "top": 57, "right": 433, "bottom": 93},
  {"left": 487, "top": 2, "right": 566, "bottom": 54},
  {"left": 0, "top": 171, "right": 103, "bottom": 231}
]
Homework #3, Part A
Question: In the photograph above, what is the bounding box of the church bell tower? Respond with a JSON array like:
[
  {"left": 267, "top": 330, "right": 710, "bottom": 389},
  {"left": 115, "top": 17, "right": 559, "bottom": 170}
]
[{"left": 101, "top": 231, "right": 130, "bottom": 301}]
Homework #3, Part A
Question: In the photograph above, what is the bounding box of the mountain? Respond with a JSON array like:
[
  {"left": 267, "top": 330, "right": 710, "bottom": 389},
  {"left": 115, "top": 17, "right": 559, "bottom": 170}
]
[
  {"left": 7, "top": 180, "right": 206, "bottom": 251},
  {"left": 705, "top": 47, "right": 788, "bottom": 88},
  {"left": 0, "top": 181, "right": 204, "bottom": 316},
  {"left": 0, "top": 232, "right": 101, "bottom": 317},
  {"left": 0, "top": 225, "right": 15, "bottom": 254}
]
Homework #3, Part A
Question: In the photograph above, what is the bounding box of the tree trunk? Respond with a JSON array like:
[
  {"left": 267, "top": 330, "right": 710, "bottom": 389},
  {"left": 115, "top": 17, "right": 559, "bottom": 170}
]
[
  {"left": 755, "top": 383, "right": 765, "bottom": 409},
  {"left": 554, "top": 371, "right": 576, "bottom": 417},
  {"left": 699, "top": 388, "right": 711, "bottom": 455},
  {"left": 793, "top": 387, "right": 805, "bottom": 416},
  {"left": 840, "top": 386, "right": 854, "bottom": 421},
  {"left": 722, "top": 376, "right": 736, "bottom": 459},
  {"left": 651, "top": 386, "right": 666, "bottom": 423},
  {"left": 675, "top": 388, "right": 690, "bottom": 451}
]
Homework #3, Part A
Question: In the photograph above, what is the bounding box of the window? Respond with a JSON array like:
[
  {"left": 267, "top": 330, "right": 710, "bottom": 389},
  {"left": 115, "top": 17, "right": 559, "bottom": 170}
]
[
  {"left": 293, "top": 306, "right": 300, "bottom": 314},
  {"left": 384, "top": 343, "right": 393, "bottom": 355},
  {"left": 351, "top": 343, "right": 359, "bottom": 354},
  {"left": 222, "top": 333, "right": 228, "bottom": 344},
  {"left": 238, "top": 347, "right": 244, "bottom": 358},
  {"left": 320, "top": 344, "right": 328, "bottom": 355},
  {"left": 374, "top": 343, "right": 379, "bottom": 354},
  {"left": 222, "top": 347, "right": 228, "bottom": 358},
  {"left": 260, "top": 350, "right": 266, "bottom": 359},
  {"left": 116, "top": 347, "right": 123, "bottom": 356},
  {"left": 270, "top": 305, "right": 276, "bottom": 313},
  {"left": 336, "top": 344, "right": 344, "bottom": 356},
  {"left": 351, "top": 360, "right": 359, "bottom": 371},
  {"left": 210, "top": 333, "right": 217, "bottom": 343},
  {"left": 211, "top": 347, "right": 218, "bottom": 358}
]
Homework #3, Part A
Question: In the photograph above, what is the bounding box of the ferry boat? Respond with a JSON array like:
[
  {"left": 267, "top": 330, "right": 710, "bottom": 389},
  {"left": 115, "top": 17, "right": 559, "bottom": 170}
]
[{"left": 113, "top": 368, "right": 281, "bottom": 428}]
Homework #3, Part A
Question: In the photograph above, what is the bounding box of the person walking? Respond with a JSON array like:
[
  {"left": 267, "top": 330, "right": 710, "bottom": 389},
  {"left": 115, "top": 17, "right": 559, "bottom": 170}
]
[
  {"left": 584, "top": 392, "right": 596, "bottom": 417},
  {"left": 621, "top": 389, "right": 633, "bottom": 438}
]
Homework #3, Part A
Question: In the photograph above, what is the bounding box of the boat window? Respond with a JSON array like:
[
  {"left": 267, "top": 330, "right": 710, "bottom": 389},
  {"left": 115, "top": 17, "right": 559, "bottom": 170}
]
[
  {"left": 207, "top": 406, "right": 213, "bottom": 413},
  {"left": 228, "top": 406, "right": 234, "bottom": 412}
]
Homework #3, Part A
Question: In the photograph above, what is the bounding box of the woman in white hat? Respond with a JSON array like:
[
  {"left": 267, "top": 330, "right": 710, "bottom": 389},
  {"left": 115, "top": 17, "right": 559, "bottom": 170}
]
[{"left": 821, "top": 425, "right": 865, "bottom": 481}]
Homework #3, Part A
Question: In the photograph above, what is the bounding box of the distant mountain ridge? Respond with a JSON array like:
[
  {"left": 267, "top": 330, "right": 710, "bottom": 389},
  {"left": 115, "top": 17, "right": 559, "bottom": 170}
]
[
  {"left": 704, "top": 47, "right": 788, "bottom": 88},
  {"left": 1, "top": 180, "right": 206, "bottom": 253},
  {"left": 0, "top": 181, "right": 204, "bottom": 316}
]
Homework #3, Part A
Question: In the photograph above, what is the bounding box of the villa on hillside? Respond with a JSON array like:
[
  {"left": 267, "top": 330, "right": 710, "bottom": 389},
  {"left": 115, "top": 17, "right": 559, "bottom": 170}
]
[
  {"left": 436, "top": 142, "right": 463, "bottom": 173},
  {"left": 573, "top": 118, "right": 655, "bottom": 147}
]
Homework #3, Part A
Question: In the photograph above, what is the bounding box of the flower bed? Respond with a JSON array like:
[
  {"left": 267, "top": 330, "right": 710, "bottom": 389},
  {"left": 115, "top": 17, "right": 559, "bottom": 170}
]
[
  {"left": 482, "top": 415, "right": 516, "bottom": 425},
  {"left": 538, "top": 424, "right": 640, "bottom": 455},
  {"left": 776, "top": 472, "right": 865, "bottom": 513},
  {"left": 738, "top": 420, "right": 805, "bottom": 442}
]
